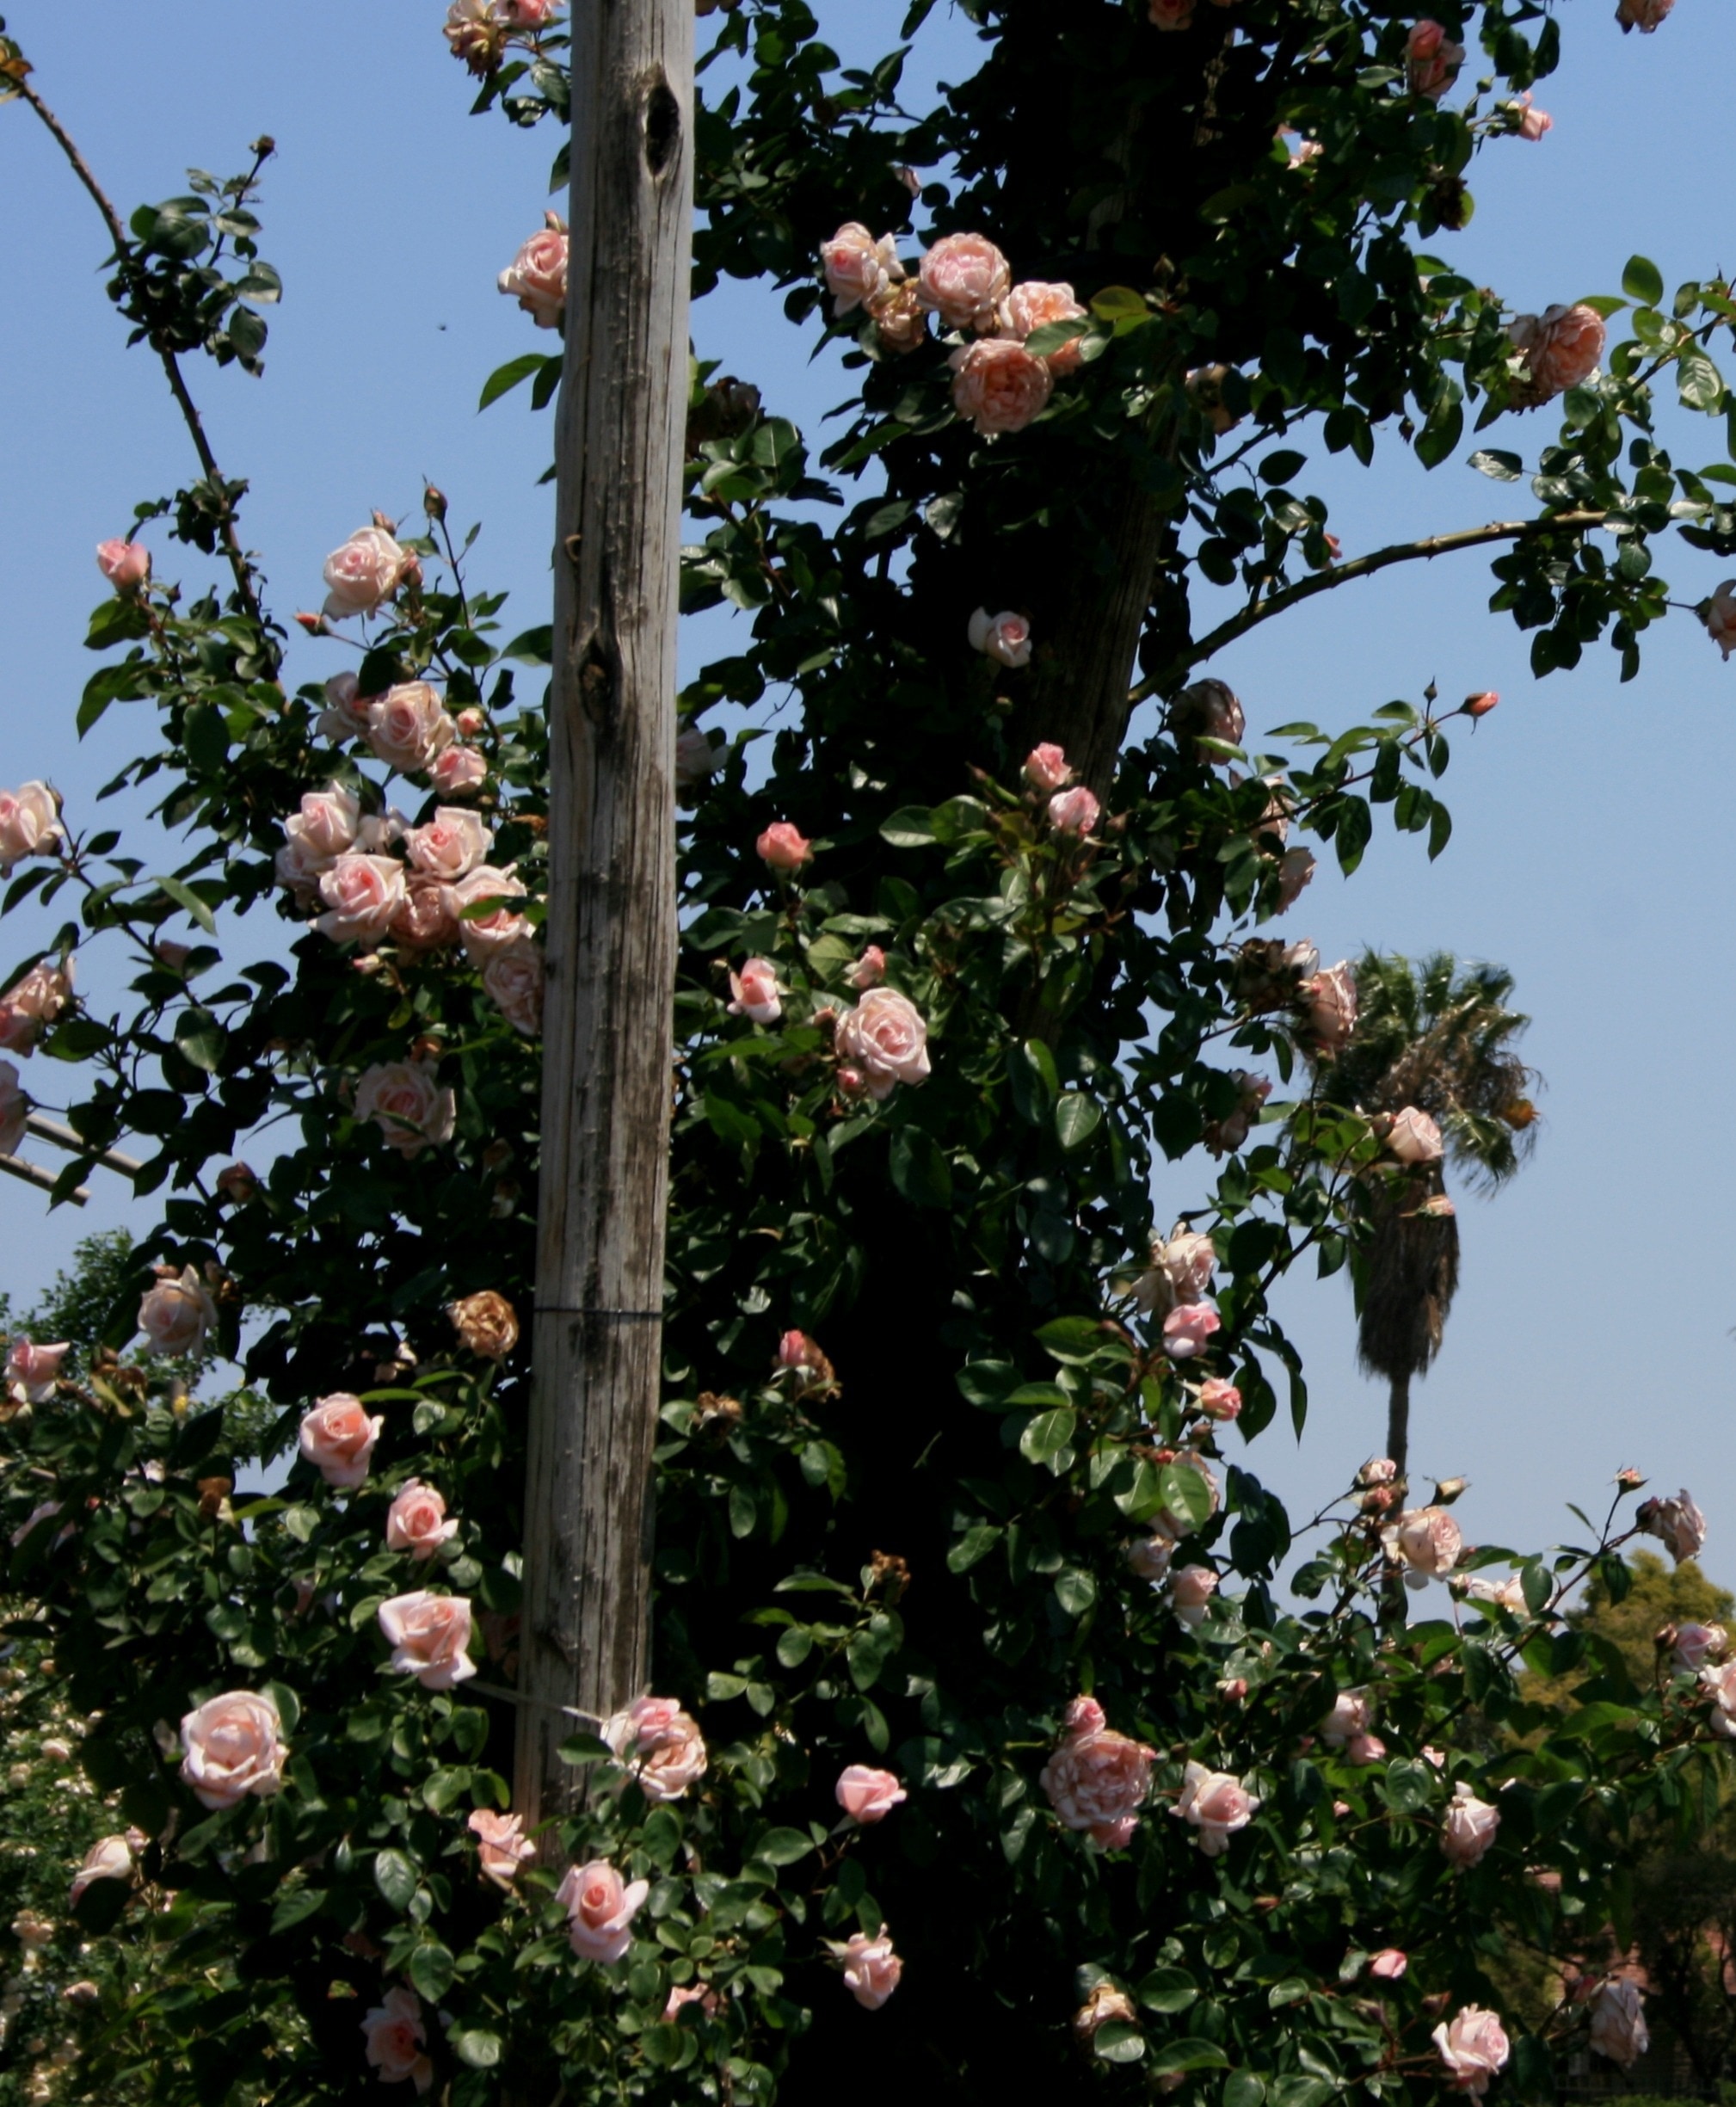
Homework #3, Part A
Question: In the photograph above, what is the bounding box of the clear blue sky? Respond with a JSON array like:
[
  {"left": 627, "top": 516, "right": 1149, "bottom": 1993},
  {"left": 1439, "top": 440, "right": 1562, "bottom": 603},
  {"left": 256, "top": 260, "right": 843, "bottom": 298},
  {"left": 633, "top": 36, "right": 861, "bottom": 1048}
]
[{"left": 0, "top": 3, "right": 1729, "bottom": 1594}]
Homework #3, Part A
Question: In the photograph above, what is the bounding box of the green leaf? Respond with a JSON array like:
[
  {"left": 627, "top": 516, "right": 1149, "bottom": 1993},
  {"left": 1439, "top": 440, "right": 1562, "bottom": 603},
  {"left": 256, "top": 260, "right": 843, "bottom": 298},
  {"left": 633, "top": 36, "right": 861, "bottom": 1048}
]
[
  {"left": 1054, "top": 1567, "right": 1098, "bottom": 1617},
  {"left": 1150, "top": 2040, "right": 1231, "bottom": 2077},
  {"left": 1008, "top": 1038, "right": 1058, "bottom": 1124},
  {"left": 453, "top": 2031, "right": 502, "bottom": 2070},
  {"left": 1678, "top": 346, "right": 1724, "bottom": 411},
  {"left": 1622, "top": 255, "right": 1664, "bottom": 307},
  {"left": 1056, "top": 1094, "right": 1102, "bottom": 1151},
  {"left": 947, "top": 1524, "right": 1002, "bottom": 1574},
  {"left": 1160, "top": 1460, "right": 1216, "bottom": 1531},
  {"left": 1019, "top": 1407, "right": 1076, "bottom": 1466},
  {"left": 1024, "top": 317, "right": 1088, "bottom": 357},
  {"left": 408, "top": 1944, "right": 454, "bottom": 2002},
  {"left": 1136, "top": 1967, "right": 1200, "bottom": 2014},
  {"left": 880, "top": 806, "right": 936, "bottom": 848},
  {"left": 889, "top": 1128, "right": 951, "bottom": 1209},
  {"left": 153, "top": 874, "right": 217, "bottom": 934},
  {"left": 373, "top": 1849, "right": 418, "bottom": 1912},
  {"left": 1224, "top": 2075, "right": 1267, "bottom": 2107},
  {"left": 1094, "top": 2022, "right": 1147, "bottom": 2064},
  {"left": 754, "top": 1827, "right": 814, "bottom": 1867},
  {"left": 1468, "top": 448, "right": 1523, "bottom": 482},
  {"left": 174, "top": 1007, "right": 227, "bottom": 1074},
  {"left": 1089, "top": 286, "right": 1148, "bottom": 321},
  {"left": 479, "top": 353, "right": 546, "bottom": 410},
  {"left": 1258, "top": 450, "right": 1307, "bottom": 486}
]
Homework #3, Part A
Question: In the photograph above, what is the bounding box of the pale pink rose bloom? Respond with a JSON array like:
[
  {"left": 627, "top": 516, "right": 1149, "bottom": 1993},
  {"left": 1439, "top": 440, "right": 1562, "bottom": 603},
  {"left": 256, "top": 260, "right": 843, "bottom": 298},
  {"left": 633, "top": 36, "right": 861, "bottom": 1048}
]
[
  {"left": 405, "top": 808, "right": 492, "bottom": 882},
  {"left": 1048, "top": 786, "right": 1100, "bottom": 835},
  {"left": 443, "top": 865, "right": 531, "bottom": 958},
  {"left": 1407, "top": 20, "right": 1465, "bottom": 99},
  {"left": 1384, "top": 1505, "right": 1463, "bottom": 1576},
  {"left": 835, "top": 988, "right": 931, "bottom": 1100},
  {"left": 366, "top": 684, "right": 457, "bottom": 776},
  {"left": 317, "top": 670, "right": 374, "bottom": 743},
  {"left": 756, "top": 822, "right": 813, "bottom": 871},
  {"left": 1508, "top": 304, "right": 1606, "bottom": 403},
  {"left": 846, "top": 946, "right": 886, "bottom": 992},
  {"left": 0, "top": 959, "right": 71, "bottom": 1057},
  {"left": 728, "top": 958, "right": 782, "bottom": 1024},
  {"left": 967, "top": 607, "right": 1032, "bottom": 668},
  {"left": 1464, "top": 1574, "right": 1529, "bottom": 1615},
  {"left": 282, "top": 786, "right": 361, "bottom": 877},
  {"left": 999, "top": 281, "right": 1087, "bottom": 373},
  {"left": 1701, "top": 1660, "right": 1736, "bottom": 1737},
  {"left": 1131, "top": 1228, "right": 1216, "bottom": 1316},
  {"left": 179, "top": 1690, "right": 287, "bottom": 1809},
  {"left": 951, "top": 338, "right": 1054, "bottom": 435},
  {"left": 322, "top": 526, "right": 416, "bottom": 619},
  {"left": 391, "top": 876, "right": 463, "bottom": 952},
  {"left": 298, "top": 1395, "right": 384, "bottom": 1490},
  {"left": 1175, "top": 676, "right": 1246, "bottom": 751},
  {"left": 776, "top": 1328, "right": 831, "bottom": 1377},
  {"left": 1512, "top": 93, "right": 1553, "bottom": 140},
  {"left": 835, "top": 1765, "right": 907, "bottom": 1824},
  {"left": 498, "top": 212, "right": 569, "bottom": 328},
  {"left": 444, "top": 0, "right": 500, "bottom": 67},
  {"left": 379, "top": 1591, "right": 477, "bottom": 1691},
  {"left": 1440, "top": 1781, "right": 1500, "bottom": 1868},
  {"left": 1674, "top": 1621, "right": 1727, "bottom": 1672},
  {"left": 1197, "top": 1378, "right": 1241, "bottom": 1423},
  {"left": 1302, "top": 961, "right": 1357, "bottom": 1052},
  {"left": 1360, "top": 1457, "right": 1398, "bottom": 1486},
  {"left": 1705, "top": 584, "right": 1736, "bottom": 659},
  {"left": 314, "top": 853, "right": 408, "bottom": 947},
  {"left": 1639, "top": 1488, "right": 1707, "bottom": 1563},
  {"left": 483, "top": 942, "right": 545, "bottom": 1037},
  {"left": 95, "top": 539, "right": 151, "bottom": 591},
  {"left": 274, "top": 835, "right": 326, "bottom": 902},
  {"left": 1320, "top": 1691, "right": 1371, "bottom": 1748},
  {"left": 6, "top": 1335, "right": 68, "bottom": 1403},
  {"left": 1163, "top": 1302, "right": 1221, "bottom": 1360},
  {"left": 0, "top": 1062, "right": 27, "bottom": 1159},
  {"left": 1040, "top": 1712, "right": 1156, "bottom": 1846},
  {"left": 1616, "top": 0, "right": 1673, "bottom": 28},
  {"left": 1149, "top": 0, "right": 1196, "bottom": 25},
  {"left": 138, "top": 1266, "right": 217, "bottom": 1357},
  {"left": 385, "top": 1480, "right": 459, "bottom": 1562},
  {"left": 361, "top": 1985, "right": 434, "bottom": 2094},
  {"left": 820, "top": 223, "right": 903, "bottom": 319},
  {"left": 1386, "top": 1106, "right": 1444, "bottom": 1165},
  {"left": 1022, "top": 743, "right": 1072, "bottom": 792},
  {"left": 918, "top": 232, "right": 1011, "bottom": 332},
  {"left": 602, "top": 1695, "right": 709, "bottom": 1802},
  {"left": 1127, "top": 1533, "right": 1173, "bottom": 1582},
  {"left": 0, "top": 783, "right": 62, "bottom": 870},
  {"left": 1589, "top": 1979, "right": 1648, "bottom": 2067},
  {"left": 1434, "top": 2006, "right": 1510, "bottom": 2095},
  {"left": 1276, "top": 847, "right": 1315, "bottom": 910},
  {"left": 675, "top": 724, "right": 724, "bottom": 791},
  {"left": 1345, "top": 1732, "right": 1387, "bottom": 1766},
  {"left": 428, "top": 745, "right": 489, "bottom": 798},
  {"left": 1062, "top": 1696, "right": 1106, "bottom": 1736},
  {"left": 664, "top": 1982, "right": 720, "bottom": 2022},
  {"left": 1173, "top": 1759, "right": 1260, "bottom": 1855},
  {"left": 468, "top": 1808, "right": 535, "bottom": 1888},
  {"left": 557, "top": 1857, "right": 649, "bottom": 1963},
  {"left": 840, "top": 1930, "right": 902, "bottom": 2009},
  {"left": 1169, "top": 1564, "right": 1218, "bottom": 1627},
  {"left": 69, "top": 1833, "right": 133, "bottom": 1907},
  {"left": 354, "top": 1058, "right": 457, "bottom": 1157},
  {"left": 866, "top": 279, "right": 929, "bottom": 353},
  {"left": 1369, "top": 1949, "right": 1408, "bottom": 1981}
]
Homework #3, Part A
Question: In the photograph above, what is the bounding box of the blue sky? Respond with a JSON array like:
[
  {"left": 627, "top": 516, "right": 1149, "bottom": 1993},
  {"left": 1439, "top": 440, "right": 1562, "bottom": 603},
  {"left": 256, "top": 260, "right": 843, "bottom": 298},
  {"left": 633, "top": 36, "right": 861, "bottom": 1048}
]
[{"left": 0, "top": 2, "right": 1730, "bottom": 1594}]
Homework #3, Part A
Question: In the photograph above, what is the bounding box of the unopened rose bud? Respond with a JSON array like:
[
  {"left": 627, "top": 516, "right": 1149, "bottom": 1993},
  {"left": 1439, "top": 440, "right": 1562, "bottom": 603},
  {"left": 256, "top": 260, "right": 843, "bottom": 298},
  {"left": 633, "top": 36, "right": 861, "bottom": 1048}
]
[
  {"left": 1218, "top": 1677, "right": 1247, "bottom": 1701},
  {"left": 1464, "top": 692, "right": 1499, "bottom": 718},
  {"left": 1431, "top": 1477, "right": 1468, "bottom": 1505},
  {"left": 1616, "top": 1466, "right": 1646, "bottom": 1490},
  {"left": 456, "top": 708, "right": 485, "bottom": 737},
  {"left": 423, "top": 485, "right": 449, "bottom": 524},
  {"left": 215, "top": 1162, "right": 258, "bottom": 1205},
  {"left": 152, "top": 939, "right": 192, "bottom": 971},
  {"left": 294, "top": 612, "right": 328, "bottom": 635},
  {"left": 1654, "top": 1622, "right": 1678, "bottom": 1652}
]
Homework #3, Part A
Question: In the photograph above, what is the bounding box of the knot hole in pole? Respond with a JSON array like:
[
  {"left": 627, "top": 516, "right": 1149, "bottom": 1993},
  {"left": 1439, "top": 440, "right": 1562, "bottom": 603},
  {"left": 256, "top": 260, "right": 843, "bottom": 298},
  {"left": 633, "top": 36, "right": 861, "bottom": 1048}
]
[{"left": 641, "top": 68, "right": 681, "bottom": 181}]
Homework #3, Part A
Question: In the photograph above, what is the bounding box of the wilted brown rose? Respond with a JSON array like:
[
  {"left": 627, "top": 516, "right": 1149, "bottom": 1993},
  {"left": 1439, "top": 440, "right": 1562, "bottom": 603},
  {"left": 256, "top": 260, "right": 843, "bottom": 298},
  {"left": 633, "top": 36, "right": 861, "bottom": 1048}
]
[{"left": 447, "top": 1291, "right": 520, "bottom": 1360}]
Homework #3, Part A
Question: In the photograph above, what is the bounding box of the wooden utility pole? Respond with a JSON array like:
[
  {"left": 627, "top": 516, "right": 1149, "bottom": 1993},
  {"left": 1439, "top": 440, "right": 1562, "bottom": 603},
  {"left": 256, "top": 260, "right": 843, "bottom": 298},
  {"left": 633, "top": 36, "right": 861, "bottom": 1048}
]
[{"left": 514, "top": 0, "right": 692, "bottom": 1828}]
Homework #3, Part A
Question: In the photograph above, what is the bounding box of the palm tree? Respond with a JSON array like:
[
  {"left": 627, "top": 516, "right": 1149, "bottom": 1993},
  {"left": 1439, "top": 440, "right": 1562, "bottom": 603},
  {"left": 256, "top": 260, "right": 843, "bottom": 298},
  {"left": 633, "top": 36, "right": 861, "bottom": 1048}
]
[{"left": 1314, "top": 952, "right": 1538, "bottom": 1483}]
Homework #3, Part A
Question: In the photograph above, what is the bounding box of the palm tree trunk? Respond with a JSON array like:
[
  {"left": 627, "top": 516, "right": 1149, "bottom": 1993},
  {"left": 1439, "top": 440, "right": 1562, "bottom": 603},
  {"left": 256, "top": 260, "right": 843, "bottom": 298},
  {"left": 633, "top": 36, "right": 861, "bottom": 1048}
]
[{"left": 1386, "top": 1370, "right": 1411, "bottom": 1484}]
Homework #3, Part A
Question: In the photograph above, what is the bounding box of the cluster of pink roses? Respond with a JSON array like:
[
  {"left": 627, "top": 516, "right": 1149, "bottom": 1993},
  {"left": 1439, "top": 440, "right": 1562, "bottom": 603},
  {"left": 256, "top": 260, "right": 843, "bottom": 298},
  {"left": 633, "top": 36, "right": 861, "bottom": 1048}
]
[
  {"left": 498, "top": 210, "right": 568, "bottom": 328},
  {"left": 313, "top": 671, "right": 486, "bottom": 800},
  {"left": 443, "top": 0, "right": 560, "bottom": 78},
  {"left": 1320, "top": 1687, "right": 1386, "bottom": 1768},
  {"left": 1018, "top": 742, "right": 1101, "bottom": 835},
  {"left": 601, "top": 1694, "right": 709, "bottom": 1802}
]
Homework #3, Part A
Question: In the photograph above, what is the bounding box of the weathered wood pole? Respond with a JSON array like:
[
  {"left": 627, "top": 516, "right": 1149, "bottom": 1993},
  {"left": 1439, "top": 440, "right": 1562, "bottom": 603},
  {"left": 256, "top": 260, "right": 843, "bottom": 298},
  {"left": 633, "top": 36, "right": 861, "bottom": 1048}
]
[{"left": 514, "top": 0, "right": 693, "bottom": 1828}]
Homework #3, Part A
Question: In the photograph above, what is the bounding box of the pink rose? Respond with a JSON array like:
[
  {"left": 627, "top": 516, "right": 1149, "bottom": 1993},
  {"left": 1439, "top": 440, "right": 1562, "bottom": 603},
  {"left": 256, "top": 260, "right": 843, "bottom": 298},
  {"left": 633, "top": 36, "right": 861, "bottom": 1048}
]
[
  {"left": 1369, "top": 1949, "right": 1408, "bottom": 1981},
  {"left": 834, "top": 987, "right": 931, "bottom": 1100},
  {"left": 138, "top": 1266, "right": 216, "bottom": 1357},
  {"left": 1706, "top": 585, "right": 1736, "bottom": 658},
  {"left": 1346, "top": 1732, "right": 1387, "bottom": 1766},
  {"left": 379, "top": 1591, "right": 477, "bottom": 1691},
  {"left": 1040, "top": 1713, "right": 1156, "bottom": 1847},
  {"left": 0, "top": 783, "right": 62, "bottom": 870},
  {"left": 483, "top": 941, "right": 545, "bottom": 1037},
  {"left": 675, "top": 724, "right": 723, "bottom": 792},
  {"left": 728, "top": 957, "right": 782, "bottom": 1023},
  {"left": 1384, "top": 1505, "right": 1463, "bottom": 1576},
  {"left": 354, "top": 1058, "right": 457, "bottom": 1157},
  {"left": 557, "top": 1857, "right": 649, "bottom": 1963},
  {"left": 1062, "top": 1696, "right": 1106, "bottom": 1736},
  {"left": 1162, "top": 1302, "right": 1221, "bottom": 1360},
  {"left": 1302, "top": 960, "right": 1357, "bottom": 1052},
  {"left": 820, "top": 223, "right": 903, "bottom": 319},
  {"left": 839, "top": 1930, "right": 902, "bottom": 2010},
  {"left": 391, "top": 876, "right": 463, "bottom": 952},
  {"left": 316, "top": 670, "right": 374, "bottom": 742},
  {"left": 468, "top": 1808, "right": 535, "bottom": 1888},
  {"left": 1173, "top": 1759, "right": 1260, "bottom": 1855},
  {"left": 0, "top": 1062, "right": 27, "bottom": 1159},
  {"left": 756, "top": 822, "right": 812, "bottom": 872},
  {"left": 298, "top": 1394, "right": 384, "bottom": 1489},
  {"left": 1131, "top": 1228, "right": 1216, "bottom": 1316},
  {"left": 1407, "top": 20, "right": 1465, "bottom": 99},
  {"left": 1589, "top": 1980, "right": 1648, "bottom": 2067},
  {"left": 445, "top": 0, "right": 502, "bottom": 69},
  {"left": 1276, "top": 847, "right": 1315, "bottom": 910},
  {"left": 1702, "top": 1660, "right": 1736, "bottom": 1737},
  {"left": 951, "top": 338, "right": 1054, "bottom": 435},
  {"left": 428, "top": 745, "right": 489, "bottom": 798},
  {"left": 866, "top": 279, "right": 929, "bottom": 354},
  {"left": 1126, "top": 1533, "right": 1173, "bottom": 1582},
  {"left": 282, "top": 786, "right": 361, "bottom": 877},
  {"left": 499, "top": 212, "right": 568, "bottom": 328},
  {"left": 602, "top": 1694, "right": 709, "bottom": 1802},
  {"left": 1169, "top": 1563, "right": 1218, "bottom": 1627},
  {"left": 405, "top": 808, "right": 492, "bottom": 881},
  {"left": 776, "top": 1329, "right": 833, "bottom": 1382},
  {"left": 1674, "top": 1621, "right": 1727, "bottom": 1672},
  {"left": 1509, "top": 304, "right": 1606, "bottom": 404},
  {"left": 1320, "top": 1690, "right": 1371, "bottom": 1748},
  {"left": 366, "top": 684, "right": 456, "bottom": 775},
  {"left": 1616, "top": 0, "right": 1674, "bottom": 28},
  {"left": 70, "top": 1833, "right": 133, "bottom": 1907},
  {"left": 846, "top": 946, "right": 886, "bottom": 991},
  {"left": 0, "top": 961, "right": 72, "bottom": 1056},
  {"left": 1385, "top": 1106, "right": 1444, "bottom": 1165},
  {"left": 664, "top": 1982, "right": 720, "bottom": 2022},
  {"left": 999, "top": 280, "right": 1087, "bottom": 373},
  {"left": 1434, "top": 2006, "right": 1511, "bottom": 2096},
  {"left": 179, "top": 1690, "right": 287, "bottom": 1810},
  {"left": 1638, "top": 1488, "right": 1706, "bottom": 1564},
  {"left": 836, "top": 1765, "right": 907, "bottom": 1824},
  {"left": 313, "top": 853, "right": 407, "bottom": 947},
  {"left": 967, "top": 607, "right": 1032, "bottom": 668},
  {"left": 6, "top": 1335, "right": 68, "bottom": 1404},
  {"left": 386, "top": 1480, "right": 459, "bottom": 1562},
  {"left": 443, "top": 864, "right": 531, "bottom": 956},
  {"left": 1441, "top": 1780, "right": 1500, "bottom": 1868},
  {"left": 322, "top": 526, "right": 416, "bottom": 619},
  {"left": 1464, "top": 1574, "right": 1529, "bottom": 1615},
  {"left": 1149, "top": 0, "right": 1196, "bottom": 25},
  {"left": 95, "top": 539, "right": 151, "bottom": 592},
  {"left": 361, "top": 1986, "right": 434, "bottom": 2094},
  {"left": 1511, "top": 92, "right": 1552, "bottom": 140},
  {"left": 1174, "top": 677, "right": 1246, "bottom": 752},
  {"left": 1048, "top": 786, "right": 1100, "bottom": 835},
  {"left": 1360, "top": 1457, "right": 1398, "bottom": 1487},
  {"left": 918, "top": 232, "right": 1011, "bottom": 332},
  {"left": 1197, "top": 1377, "right": 1240, "bottom": 1423},
  {"left": 1022, "top": 743, "right": 1072, "bottom": 792}
]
